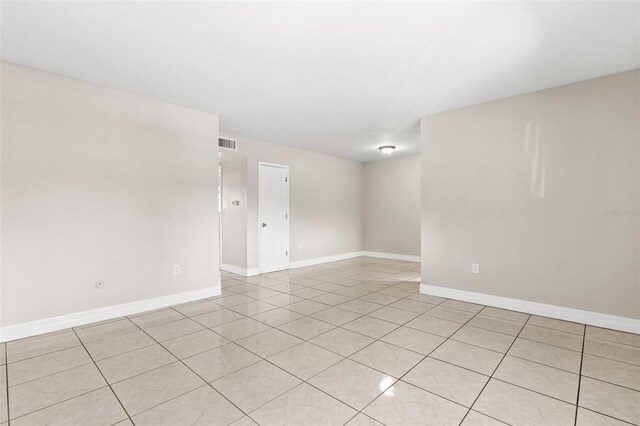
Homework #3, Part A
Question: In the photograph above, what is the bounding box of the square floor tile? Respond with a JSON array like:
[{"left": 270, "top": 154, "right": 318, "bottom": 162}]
[
  {"left": 212, "top": 360, "right": 301, "bottom": 412},
  {"left": 252, "top": 383, "right": 357, "bottom": 425},
  {"left": 7, "top": 330, "right": 81, "bottom": 363},
  {"left": 581, "top": 353, "right": 640, "bottom": 391},
  {"left": 7, "top": 346, "right": 92, "bottom": 387},
  {"left": 9, "top": 364, "right": 106, "bottom": 419},
  {"left": 191, "top": 309, "right": 245, "bottom": 328},
  {"left": 406, "top": 314, "right": 461, "bottom": 337},
  {"left": 493, "top": 355, "right": 579, "bottom": 403},
  {"left": 261, "top": 294, "right": 305, "bottom": 308},
  {"left": 97, "top": 344, "right": 176, "bottom": 384},
  {"left": 75, "top": 319, "right": 138, "bottom": 343},
  {"left": 171, "top": 300, "right": 221, "bottom": 317},
  {"left": 162, "top": 329, "right": 229, "bottom": 359},
  {"left": 251, "top": 307, "right": 304, "bottom": 327},
  {"left": 229, "top": 301, "right": 279, "bottom": 316},
  {"left": 130, "top": 309, "right": 185, "bottom": 329},
  {"left": 10, "top": 387, "right": 127, "bottom": 426},
  {"left": 403, "top": 357, "right": 488, "bottom": 407},
  {"left": 478, "top": 307, "right": 529, "bottom": 324},
  {"left": 528, "top": 315, "right": 584, "bottom": 335},
  {"left": 584, "top": 338, "right": 640, "bottom": 366},
  {"left": 346, "top": 413, "right": 384, "bottom": 425},
  {"left": 132, "top": 385, "right": 244, "bottom": 426},
  {"left": 277, "top": 317, "right": 335, "bottom": 340},
  {"left": 342, "top": 316, "right": 398, "bottom": 339},
  {"left": 269, "top": 342, "right": 343, "bottom": 380},
  {"left": 83, "top": 329, "right": 155, "bottom": 361},
  {"left": 578, "top": 377, "right": 640, "bottom": 424},
  {"left": 368, "top": 306, "right": 420, "bottom": 325},
  {"left": 310, "top": 328, "right": 375, "bottom": 357},
  {"left": 311, "top": 307, "right": 362, "bottom": 326},
  {"left": 461, "top": 411, "right": 508, "bottom": 425},
  {"left": 519, "top": 324, "right": 583, "bottom": 351},
  {"left": 111, "top": 362, "right": 204, "bottom": 416},
  {"left": 309, "top": 359, "right": 395, "bottom": 410},
  {"left": 440, "top": 300, "right": 484, "bottom": 314},
  {"left": 312, "top": 292, "right": 352, "bottom": 306},
  {"left": 425, "top": 306, "right": 476, "bottom": 324},
  {"left": 236, "top": 328, "right": 303, "bottom": 358},
  {"left": 381, "top": 326, "right": 446, "bottom": 355},
  {"left": 338, "top": 300, "right": 383, "bottom": 315},
  {"left": 145, "top": 318, "right": 205, "bottom": 342},
  {"left": 474, "top": 379, "right": 575, "bottom": 425},
  {"left": 285, "top": 300, "right": 330, "bottom": 315},
  {"left": 467, "top": 316, "right": 523, "bottom": 336},
  {"left": 213, "top": 317, "right": 271, "bottom": 341},
  {"left": 350, "top": 341, "right": 423, "bottom": 378},
  {"left": 576, "top": 407, "right": 630, "bottom": 426},
  {"left": 452, "top": 325, "right": 515, "bottom": 353},
  {"left": 430, "top": 340, "right": 503, "bottom": 376},
  {"left": 508, "top": 338, "right": 581, "bottom": 373},
  {"left": 586, "top": 327, "right": 640, "bottom": 347},
  {"left": 359, "top": 293, "right": 402, "bottom": 305},
  {"left": 389, "top": 299, "right": 434, "bottom": 314},
  {"left": 363, "top": 381, "right": 467, "bottom": 426},
  {"left": 183, "top": 343, "right": 260, "bottom": 382}
]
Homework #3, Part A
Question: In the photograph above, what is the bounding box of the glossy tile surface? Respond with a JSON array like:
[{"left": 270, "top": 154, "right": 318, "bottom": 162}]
[{"left": 3, "top": 257, "right": 638, "bottom": 425}]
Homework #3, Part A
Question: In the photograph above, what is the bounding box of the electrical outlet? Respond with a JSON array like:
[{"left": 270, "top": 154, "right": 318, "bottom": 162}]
[
  {"left": 173, "top": 264, "right": 181, "bottom": 275},
  {"left": 471, "top": 263, "right": 480, "bottom": 274},
  {"left": 95, "top": 280, "right": 105, "bottom": 289}
]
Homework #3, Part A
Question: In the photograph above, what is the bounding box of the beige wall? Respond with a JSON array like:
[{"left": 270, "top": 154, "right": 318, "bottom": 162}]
[
  {"left": 364, "top": 155, "right": 420, "bottom": 256},
  {"left": 421, "top": 70, "right": 640, "bottom": 319},
  {"left": 220, "top": 133, "right": 363, "bottom": 269},
  {"left": 221, "top": 158, "right": 248, "bottom": 269},
  {"left": 1, "top": 63, "right": 220, "bottom": 326}
]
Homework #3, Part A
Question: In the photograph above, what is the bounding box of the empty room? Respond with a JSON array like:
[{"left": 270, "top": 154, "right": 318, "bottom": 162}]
[{"left": 0, "top": 1, "right": 638, "bottom": 425}]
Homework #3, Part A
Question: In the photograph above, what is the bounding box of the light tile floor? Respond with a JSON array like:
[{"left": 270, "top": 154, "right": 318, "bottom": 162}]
[{"left": 2, "top": 257, "right": 639, "bottom": 425}]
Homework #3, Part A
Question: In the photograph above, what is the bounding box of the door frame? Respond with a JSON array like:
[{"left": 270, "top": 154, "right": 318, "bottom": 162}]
[{"left": 258, "top": 161, "right": 290, "bottom": 273}]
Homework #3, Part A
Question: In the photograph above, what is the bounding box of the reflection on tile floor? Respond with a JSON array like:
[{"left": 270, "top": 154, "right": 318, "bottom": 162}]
[{"left": 2, "top": 257, "right": 640, "bottom": 425}]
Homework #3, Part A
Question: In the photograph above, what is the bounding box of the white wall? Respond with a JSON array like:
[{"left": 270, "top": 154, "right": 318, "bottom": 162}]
[
  {"left": 220, "top": 133, "right": 363, "bottom": 270},
  {"left": 1, "top": 63, "right": 220, "bottom": 329},
  {"left": 221, "top": 158, "right": 248, "bottom": 269},
  {"left": 363, "top": 155, "right": 420, "bottom": 257},
  {"left": 421, "top": 69, "right": 639, "bottom": 320}
]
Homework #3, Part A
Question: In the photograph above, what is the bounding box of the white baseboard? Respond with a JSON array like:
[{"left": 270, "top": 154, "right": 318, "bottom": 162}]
[
  {"left": 361, "top": 251, "right": 421, "bottom": 262},
  {"left": 289, "top": 251, "right": 363, "bottom": 269},
  {"left": 421, "top": 283, "right": 640, "bottom": 334},
  {"left": 0, "top": 286, "right": 221, "bottom": 343},
  {"left": 221, "top": 263, "right": 260, "bottom": 277}
]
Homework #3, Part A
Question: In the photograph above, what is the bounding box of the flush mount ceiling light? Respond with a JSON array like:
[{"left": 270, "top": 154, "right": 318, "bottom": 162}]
[{"left": 378, "top": 145, "right": 396, "bottom": 155}]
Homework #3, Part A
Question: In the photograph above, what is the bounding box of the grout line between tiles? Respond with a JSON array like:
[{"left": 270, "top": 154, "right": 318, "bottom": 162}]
[
  {"left": 461, "top": 309, "right": 531, "bottom": 424},
  {"left": 574, "top": 324, "right": 587, "bottom": 426},
  {"left": 70, "top": 328, "right": 135, "bottom": 425}
]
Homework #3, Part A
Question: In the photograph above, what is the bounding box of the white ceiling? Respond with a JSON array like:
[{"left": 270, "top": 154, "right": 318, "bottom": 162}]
[{"left": 2, "top": 1, "right": 638, "bottom": 162}]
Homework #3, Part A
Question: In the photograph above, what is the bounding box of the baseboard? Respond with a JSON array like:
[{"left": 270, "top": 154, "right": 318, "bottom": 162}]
[
  {"left": 421, "top": 283, "right": 640, "bottom": 334},
  {"left": 221, "top": 263, "right": 260, "bottom": 277},
  {"left": 361, "top": 251, "right": 421, "bottom": 262},
  {"left": 289, "top": 251, "right": 363, "bottom": 269},
  {"left": 0, "top": 286, "right": 221, "bottom": 343}
]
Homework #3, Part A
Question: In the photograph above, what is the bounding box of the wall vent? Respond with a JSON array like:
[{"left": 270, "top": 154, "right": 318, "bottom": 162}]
[{"left": 218, "top": 137, "right": 237, "bottom": 151}]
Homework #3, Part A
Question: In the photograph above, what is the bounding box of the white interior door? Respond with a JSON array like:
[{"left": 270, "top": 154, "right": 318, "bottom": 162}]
[{"left": 259, "top": 162, "right": 289, "bottom": 273}]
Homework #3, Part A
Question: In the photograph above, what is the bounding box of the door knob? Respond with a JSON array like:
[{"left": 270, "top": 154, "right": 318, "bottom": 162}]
[{"left": 261, "top": 223, "right": 267, "bottom": 227}]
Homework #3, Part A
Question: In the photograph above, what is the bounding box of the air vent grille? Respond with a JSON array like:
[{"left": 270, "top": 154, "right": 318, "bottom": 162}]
[{"left": 218, "top": 137, "right": 237, "bottom": 151}]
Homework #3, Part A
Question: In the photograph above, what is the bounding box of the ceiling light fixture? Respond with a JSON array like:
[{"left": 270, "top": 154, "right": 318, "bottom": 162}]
[{"left": 378, "top": 145, "right": 396, "bottom": 155}]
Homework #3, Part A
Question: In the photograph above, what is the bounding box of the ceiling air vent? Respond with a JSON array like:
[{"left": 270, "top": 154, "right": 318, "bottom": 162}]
[{"left": 218, "top": 137, "right": 237, "bottom": 151}]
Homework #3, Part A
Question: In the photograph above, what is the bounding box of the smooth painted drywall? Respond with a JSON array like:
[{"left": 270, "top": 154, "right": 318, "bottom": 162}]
[
  {"left": 220, "top": 134, "right": 363, "bottom": 270},
  {"left": 364, "top": 155, "right": 420, "bottom": 256},
  {"left": 421, "top": 69, "right": 640, "bottom": 319},
  {"left": 1, "top": 63, "right": 220, "bottom": 326},
  {"left": 221, "top": 158, "right": 248, "bottom": 269}
]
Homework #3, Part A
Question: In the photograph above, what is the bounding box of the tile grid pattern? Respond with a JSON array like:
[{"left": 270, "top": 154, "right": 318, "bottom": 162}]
[{"left": 1, "top": 256, "right": 639, "bottom": 425}]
